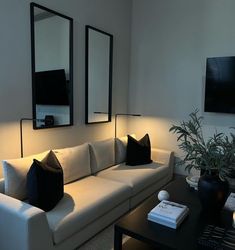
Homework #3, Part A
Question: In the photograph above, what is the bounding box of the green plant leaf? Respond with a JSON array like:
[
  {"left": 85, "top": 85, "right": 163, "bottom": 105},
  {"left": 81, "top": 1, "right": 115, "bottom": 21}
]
[{"left": 169, "top": 109, "right": 235, "bottom": 179}]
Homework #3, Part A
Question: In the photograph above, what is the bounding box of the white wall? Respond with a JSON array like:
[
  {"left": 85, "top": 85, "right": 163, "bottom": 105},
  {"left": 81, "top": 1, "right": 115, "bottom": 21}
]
[
  {"left": 0, "top": 0, "right": 132, "bottom": 177},
  {"left": 128, "top": 0, "right": 235, "bottom": 175},
  {"left": 3, "top": 0, "right": 234, "bottom": 178}
]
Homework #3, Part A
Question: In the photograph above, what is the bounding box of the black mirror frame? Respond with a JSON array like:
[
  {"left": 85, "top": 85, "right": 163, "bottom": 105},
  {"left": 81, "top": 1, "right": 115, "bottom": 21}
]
[
  {"left": 85, "top": 25, "right": 113, "bottom": 124},
  {"left": 30, "top": 2, "right": 73, "bottom": 129}
]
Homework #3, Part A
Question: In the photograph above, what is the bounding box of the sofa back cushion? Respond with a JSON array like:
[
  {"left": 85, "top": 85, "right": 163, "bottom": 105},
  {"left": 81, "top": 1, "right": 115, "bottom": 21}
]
[
  {"left": 115, "top": 134, "right": 136, "bottom": 164},
  {"left": 53, "top": 143, "right": 91, "bottom": 184},
  {"left": 2, "top": 150, "right": 49, "bottom": 200},
  {"left": 89, "top": 138, "right": 115, "bottom": 174}
]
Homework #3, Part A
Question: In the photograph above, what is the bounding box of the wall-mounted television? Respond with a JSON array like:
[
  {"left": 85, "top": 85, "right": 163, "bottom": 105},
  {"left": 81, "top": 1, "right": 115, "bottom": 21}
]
[
  {"left": 35, "top": 69, "right": 69, "bottom": 105},
  {"left": 204, "top": 56, "right": 235, "bottom": 114}
]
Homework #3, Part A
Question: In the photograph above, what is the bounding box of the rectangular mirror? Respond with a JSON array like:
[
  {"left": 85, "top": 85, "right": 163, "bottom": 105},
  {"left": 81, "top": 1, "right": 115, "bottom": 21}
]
[
  {"left": 30, "top": 2, "right": 73, "bottom": 129},
  {"left": 85, "top": 25, "right": 113, "bottom": 124}
]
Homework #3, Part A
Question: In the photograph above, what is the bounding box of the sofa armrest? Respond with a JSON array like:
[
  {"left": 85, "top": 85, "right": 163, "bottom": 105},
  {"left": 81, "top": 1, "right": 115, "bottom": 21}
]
[
  {"left": 0, "top": 193, "right": 53, "bottom": 250},
  {"left": 151, "top": 148, "right": 174, "bottom": 174}
]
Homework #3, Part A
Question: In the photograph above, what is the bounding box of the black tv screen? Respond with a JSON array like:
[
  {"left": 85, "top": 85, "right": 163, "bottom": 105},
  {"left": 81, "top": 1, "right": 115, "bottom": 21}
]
[
  {"left": 35, "top": 69, "right": 69, "bottom": 105},
  {"left": 204, "top": 56, "right": 235, "bottom": 114}
]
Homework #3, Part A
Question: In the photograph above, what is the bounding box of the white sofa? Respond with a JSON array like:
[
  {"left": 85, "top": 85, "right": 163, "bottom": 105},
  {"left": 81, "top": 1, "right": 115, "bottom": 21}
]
[{"left": 0, "top": 136, "right": 174, "bottom": 250}]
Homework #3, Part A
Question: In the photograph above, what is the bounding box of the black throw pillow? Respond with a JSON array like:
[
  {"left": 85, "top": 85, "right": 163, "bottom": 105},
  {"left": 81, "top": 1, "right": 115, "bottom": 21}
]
[
  {"left": 126, "top": 134, "right": 152, "bottom": 166},
  {"left": 27, "top": 150, "right": 64, "bottom": 211}
]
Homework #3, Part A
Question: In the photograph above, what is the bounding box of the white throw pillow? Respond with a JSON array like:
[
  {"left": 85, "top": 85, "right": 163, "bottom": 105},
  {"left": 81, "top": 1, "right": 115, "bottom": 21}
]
[
  {"left": 115, "top": 134, "right": 136, "bottom": 164},
  {"left": 89, "top": 138, "right": 115, "bottom": 174},
  {"left": 53, "top": 143, "right": 91, "bottom": 184},
  {"left": 2, "top": 150, "right": 49, "bottom": 200}
]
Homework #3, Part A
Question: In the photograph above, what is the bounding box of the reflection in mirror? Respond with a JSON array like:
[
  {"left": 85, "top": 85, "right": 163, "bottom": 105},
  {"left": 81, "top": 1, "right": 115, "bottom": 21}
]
[
  {"left": 30, "top": 3, "right": 73, "bottom": 129},
  {"left": 85, "top": 25, "right": 113, "bottom": 124}
]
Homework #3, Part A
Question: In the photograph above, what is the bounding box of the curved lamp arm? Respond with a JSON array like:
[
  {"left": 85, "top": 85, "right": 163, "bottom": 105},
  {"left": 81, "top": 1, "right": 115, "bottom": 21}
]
[
  {"left": 114, "top": 113, "right": 141, "bottom": 138},
  {"left": 20, "top": 117, "right": 53, "bottom": 157}
]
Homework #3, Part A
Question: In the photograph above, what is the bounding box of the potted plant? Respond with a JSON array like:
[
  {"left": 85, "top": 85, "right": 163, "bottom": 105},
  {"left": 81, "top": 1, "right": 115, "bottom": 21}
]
[{"left": 169, "top": 110, "right": 235, "bottom": 213}]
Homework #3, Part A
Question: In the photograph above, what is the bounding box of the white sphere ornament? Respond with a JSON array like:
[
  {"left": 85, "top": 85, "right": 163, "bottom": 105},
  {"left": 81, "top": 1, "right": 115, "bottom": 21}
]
[{"left": 158, "top": 190, "right": 170, "bottom": 201}]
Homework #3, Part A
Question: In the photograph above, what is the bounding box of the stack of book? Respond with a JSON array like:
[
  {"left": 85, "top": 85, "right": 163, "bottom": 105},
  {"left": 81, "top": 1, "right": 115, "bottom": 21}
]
[
  {"left": 224, "top": 192, "right": 235, "bottom": 211},
  {"left": 147, "top": 200, "right": 189, "bottom": 229}
]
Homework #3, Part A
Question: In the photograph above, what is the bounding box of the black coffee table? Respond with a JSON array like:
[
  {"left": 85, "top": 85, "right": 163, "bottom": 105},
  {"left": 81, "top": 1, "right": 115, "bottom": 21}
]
[{"left": 114, "top": 177, "right": 234, "bottom": 250}]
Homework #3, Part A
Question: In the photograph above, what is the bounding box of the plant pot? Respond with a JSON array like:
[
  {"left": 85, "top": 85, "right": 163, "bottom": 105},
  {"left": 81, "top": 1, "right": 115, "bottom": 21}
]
[{"left": 198, "top": 174, "right": 229, "bottom": 213}]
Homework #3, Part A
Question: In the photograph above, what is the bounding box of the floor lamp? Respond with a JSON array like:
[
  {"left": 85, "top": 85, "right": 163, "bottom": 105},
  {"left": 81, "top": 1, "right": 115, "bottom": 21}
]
[
  {"left": 114, "top": 113, "right": 141, "bottom": 138},
  {"left": 20, "top": 117, "right": 53, "bottom": 157}
]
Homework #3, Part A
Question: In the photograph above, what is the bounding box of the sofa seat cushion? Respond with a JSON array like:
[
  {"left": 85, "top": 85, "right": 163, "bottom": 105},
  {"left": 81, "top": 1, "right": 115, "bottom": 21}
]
[
  {"left": 96, "top": 162, "right": 169, "bottom": 196},
  {"left": 46, "top": 176, "right": 131, "bottom": 244}
]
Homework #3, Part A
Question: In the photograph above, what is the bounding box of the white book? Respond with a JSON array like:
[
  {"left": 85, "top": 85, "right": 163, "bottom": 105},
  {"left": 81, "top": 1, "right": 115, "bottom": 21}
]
[
  {"left": 149, "top": 206, "right": 189, "bottom": 224},
  {"left": 224, "top": 192, "right": 235, "bottom": 211},
  {"left": 148, "top": 207, "right": 189, "bottom": 229},
  {"left": 148, "top": 214, "right": 177, "bottom": 229},
  {"left": 148, "top": 200, "right": 188, "bottom": 223}
]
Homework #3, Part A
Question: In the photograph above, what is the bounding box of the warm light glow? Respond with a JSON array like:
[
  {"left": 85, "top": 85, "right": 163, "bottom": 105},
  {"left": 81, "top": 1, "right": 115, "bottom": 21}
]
[
  {"left": 127, "top": 116, "right": 174, "bottom": 149},
  {"left": 233, "top": 211, "right": 235, "bottom": 228}
]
